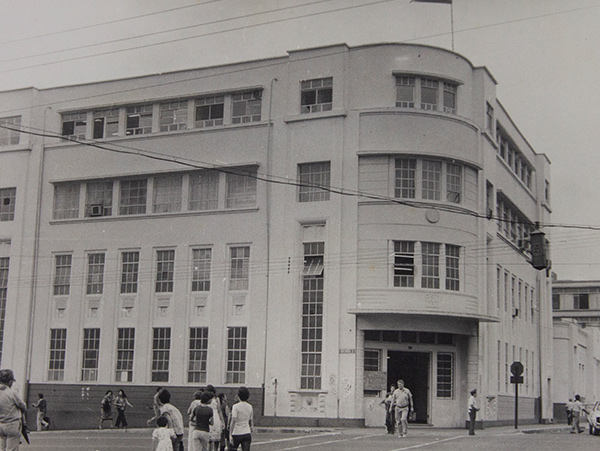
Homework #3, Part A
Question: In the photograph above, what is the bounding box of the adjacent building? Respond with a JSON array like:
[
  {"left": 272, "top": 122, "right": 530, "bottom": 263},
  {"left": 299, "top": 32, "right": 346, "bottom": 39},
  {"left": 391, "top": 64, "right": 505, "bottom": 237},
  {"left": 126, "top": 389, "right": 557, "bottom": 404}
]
[{"left": 0, "top": 42, "right": 553, "bottom": 429}]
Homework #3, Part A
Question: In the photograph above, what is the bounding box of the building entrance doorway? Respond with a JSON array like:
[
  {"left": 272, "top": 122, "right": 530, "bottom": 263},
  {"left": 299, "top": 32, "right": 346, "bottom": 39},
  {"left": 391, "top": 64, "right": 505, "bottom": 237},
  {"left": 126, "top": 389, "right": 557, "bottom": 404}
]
[{"left": 387, "top": 351, "right": 429, "bottom": 424}]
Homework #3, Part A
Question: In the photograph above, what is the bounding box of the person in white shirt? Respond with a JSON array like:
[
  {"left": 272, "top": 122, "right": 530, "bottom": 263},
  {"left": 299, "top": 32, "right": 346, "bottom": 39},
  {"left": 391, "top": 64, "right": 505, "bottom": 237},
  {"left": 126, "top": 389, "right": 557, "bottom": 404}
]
[
  {"left": 570, "top": 394, "right": 589, "bottom": 434},
  {"left": 229, "top": 387, "right": 253, "bottom": 451},
  {"left": 391, "top": 379, "right": 413, "bottom": 438},
  {"left": 467, "top": 389, "right": 480, "bottom": 436}
]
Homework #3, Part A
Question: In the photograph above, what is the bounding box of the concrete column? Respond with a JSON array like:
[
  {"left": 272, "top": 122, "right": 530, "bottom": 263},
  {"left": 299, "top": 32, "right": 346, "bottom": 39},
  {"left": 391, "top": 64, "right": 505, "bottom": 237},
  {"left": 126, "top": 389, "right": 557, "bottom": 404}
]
[{"left": 355, "top": 329, "right": 365, "bottom": 418}]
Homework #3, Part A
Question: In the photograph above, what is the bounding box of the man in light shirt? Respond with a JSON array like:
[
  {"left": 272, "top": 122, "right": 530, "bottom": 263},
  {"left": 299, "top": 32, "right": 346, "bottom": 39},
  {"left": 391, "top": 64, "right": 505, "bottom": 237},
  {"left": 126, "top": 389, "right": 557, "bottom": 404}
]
[
  {"left": 570, "top": 394, "right": 589, "bottom": 434},
  {"left": 391, "top": 379, "right": 413, "bottom": 438},
  {"left": 467, "top": 389, "right": 480, "bottom": 436}
]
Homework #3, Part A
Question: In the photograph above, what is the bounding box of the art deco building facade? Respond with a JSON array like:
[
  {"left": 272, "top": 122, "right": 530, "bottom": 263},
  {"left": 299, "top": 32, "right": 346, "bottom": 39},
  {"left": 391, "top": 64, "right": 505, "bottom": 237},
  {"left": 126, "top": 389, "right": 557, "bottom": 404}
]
[{"left": 0, "top": 43, "right": 553, "bottom": 428}]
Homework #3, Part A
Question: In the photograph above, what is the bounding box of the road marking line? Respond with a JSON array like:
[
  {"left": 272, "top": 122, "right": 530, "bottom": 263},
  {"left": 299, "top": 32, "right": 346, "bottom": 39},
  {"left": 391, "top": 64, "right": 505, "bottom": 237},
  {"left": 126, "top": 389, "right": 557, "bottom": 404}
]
[
  {"left": 254, "top": 431, "right": 341, "bottom": 446},
  {"left": 389, "top": 435, "right": 464, "bottom": 450}
]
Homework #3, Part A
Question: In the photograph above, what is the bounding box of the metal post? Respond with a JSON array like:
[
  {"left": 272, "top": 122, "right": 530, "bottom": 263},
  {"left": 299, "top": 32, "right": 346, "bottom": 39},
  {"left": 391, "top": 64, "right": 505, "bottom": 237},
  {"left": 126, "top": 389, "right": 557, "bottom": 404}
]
[{"left": 515, "top": 381, "right": 519, "bottom": 429}]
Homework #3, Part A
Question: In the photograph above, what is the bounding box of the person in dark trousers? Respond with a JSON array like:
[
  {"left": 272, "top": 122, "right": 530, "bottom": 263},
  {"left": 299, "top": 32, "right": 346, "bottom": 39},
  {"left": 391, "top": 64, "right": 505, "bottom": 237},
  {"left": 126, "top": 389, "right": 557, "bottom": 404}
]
[
  {"left": 566, "top": 398, "right": 573, "bottom": 425},
  {"left": 114, "top": 389, "right": 133, "bottom": 429},
  {"left": 99, "top": 390, "right": 114, "bottom": 430},
  {"left": 31, "top": 393, "right": 49, "bottom": 431},
  {"left": 467, "top": 389, "right": 480, "bottom": 436},
  {"left": 570, "top": 394, "right": 589, "bottom": 434},
  {"left": 229, "top": 387, "right": 253, "bottom": 451}
]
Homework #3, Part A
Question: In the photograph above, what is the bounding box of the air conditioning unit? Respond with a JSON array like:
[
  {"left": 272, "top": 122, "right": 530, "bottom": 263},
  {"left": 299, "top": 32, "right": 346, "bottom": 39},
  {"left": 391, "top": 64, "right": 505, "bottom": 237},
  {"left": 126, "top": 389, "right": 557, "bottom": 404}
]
[{"left": 88, "top": 204, "right": 103, "bottom": 217}]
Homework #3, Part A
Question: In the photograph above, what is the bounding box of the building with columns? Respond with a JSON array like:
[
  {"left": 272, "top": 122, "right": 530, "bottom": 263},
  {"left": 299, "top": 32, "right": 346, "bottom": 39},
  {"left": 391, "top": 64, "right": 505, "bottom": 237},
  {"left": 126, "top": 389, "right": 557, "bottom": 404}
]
[{"left": 0, "top": 42, "right": 553, "bottom": 429}]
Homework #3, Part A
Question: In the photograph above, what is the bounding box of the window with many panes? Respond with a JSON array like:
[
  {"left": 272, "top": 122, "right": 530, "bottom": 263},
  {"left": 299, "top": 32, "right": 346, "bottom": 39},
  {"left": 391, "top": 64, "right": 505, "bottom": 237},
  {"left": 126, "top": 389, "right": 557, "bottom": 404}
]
[
  {"left": 188, "top": 327, "right": 208, "bottom": 383},
  {"left": 443, "top": 83, "right": 457, "bottom": 113},
  {"left": 395, "top": 76, "right": 458, "bottom": 113},
  {"left": 437, "top": 353, "right": 454, "bottom": 398},
  {"left": 420, "top": 79, "right": 439, "bottom": 110},
  {"left": 446, "top": 164, "right": 462, "bottom": 203},
  {"left": 421, "top": 242, "right": 440, "bottom": 289},
  {"left": 393, "top": 241, "right": 415, "bottom": 288},
  {"left": 300, "top": 77, "right": 333, "bottom": 114},
  {"left": 53, "top": 254, "right": 72, "bottom": 296},
  {"left": 116, "top": 328, "right": 135, "bottom": 382},
  {"left": 85, "top": 181, "right": 112, "bottom": 217},
  {"left": 226, "top": 326, "right": 247, "bottom": 384},
  {"left": 301, "top": 242, "right": 324, "bottom": 390},
  {"left": 192, "top": 248, "right": 211, "bottom": 292},
  {"left": 121, "top": 251, "right": 139, "bottom": 294},
  {"left": 422, "top": 160, "right": 442, "bottom": 200},
  {"left": 0, "top": 116, "right": 21, "bottom": 145},
  {"left": 62, "top": 112, "right": 87, "bottom": 140},
  {"left": 395, "top": 76, "right": 415, "bottom": 107},
  {"left": 574, "top": 293, "right": 589, "bottom": 310},
  {"left": 226, "top": 170, "right": 257, "bottom": 209},
  {"left": 53, "top": 183, "right": 80, "bottom": 219},
  {"left": 160, "top": 100, "right": 188, "bottom": 132},
  {"left": 153, "top": 175, "right": 182, "bottom": 213},
  {"left": 0, "top": 188, "right": 16, "bottom": 222},
  {"left": 126, "top": 104, "right": 153, "bottom": 135},
  {"left": 232, "top": 91, "right": 262, "bottom": 124},
  {"left": 229, "top": 246, "right": 249, "bottom": 291},
  {"left": 364, "top": 349, "right": 381, "bottom": 372},
  {"left": 445, "top": 245, "right": 460, "bottom": 291},
  {"left": 155, "top": 249, "right": 175, "bottom": 293},
  {"left": 81, "top": 328, "right": 100, "bottom": 381},
  {"left": 151, "top": 327, "right": 171, "bottom": 382},
  {"left": 189, "top": 171, "right": 219, "bottom": 211},
  {"left": 0, "top": 258, "right": 8, "bottom": 366},
  {"left": 86, "top": 253, "right": 105, "bottom": 295},
  {"left": 93, "top": 109, "right": 119, "bottom": 139},
  {"left": 119, "top": 179, "right": 147, "bottom": 215},
  {"left": 48, "top": 329, "right": 67, "bottom": 381},
  {"left": 395, "top": 158, "right": 463, "bottom": 203},
  {"left": 298, "top": 162, "right": 330, "bottom": 202},
  {"left": 195, "top": 96, "right": 224, "bottom": 128},
  {"left": 394, "top": 159, "right": 416, "bottom": 199}
]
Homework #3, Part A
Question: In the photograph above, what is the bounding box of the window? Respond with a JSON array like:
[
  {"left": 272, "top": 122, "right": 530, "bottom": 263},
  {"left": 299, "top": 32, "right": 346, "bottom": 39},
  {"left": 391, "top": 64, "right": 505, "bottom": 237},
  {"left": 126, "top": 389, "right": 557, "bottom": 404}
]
[
  {"left": 443, "top": 83, "right": 457, "bottom": 113},
  {"left": 229, "top": 246, "right": 250, "bottom": 291},
  {"left": 93, "top": 109, "right": 119, "bottom": 139},
  {"left": 195, "top": 96, "right": 224, "bottom": 128},
  {"left": 160, "top": 100, "right": 188, "bottom": 132},
  {"left": 53, "top": 183, "right": 80, "bottom": 219},
  {"left": 300, "top": 77, "right": 333, "bottom": 114},
  {"left": 395, "top": 77, "right": 415, "bottom": 108},
  {"left": 496, "top": 196, "right": 534, "bottom": 249},
  {"left": 445, "top": 245, "right": 460, "bottom": 291},
  {"left": 395, "top": 76, "right": 458, "bottom": 113},
  {"left": 155, "top": 250, "right": 175, "bottom": 293},
  {"left": 116, "top": 328, "right": 135, "bottom": 382},
  {"left": 0, "top": 188, "right": 16, "bottom": 221},
  {"left": 226, "top": 327, "right": 247, "bottom": 384},
  {"left": 48, "top": 329, "right": 67, "bottom": 381},
  {"left": 85, "top": 181, "right": 112, "bottom": 217},
  {"left": 62, "top": 112, "right": 87, "bottom": 140},
  {"left": 151, "top": 327, "right": 171, "bottom": 382},
  {"left": 496, "top": 128, "right": 533, "bottom": 189},
  {"left": 486, "top": 103, "right": 494, "bottom": 132},
  {"left": 422, "top": 160, "right": 442, "bottom": 200},
  {"left": 574, "top": 293, "right": 589, "bottom": 310},
  {"left": 393, "top": 241, "right": 415, "bottom": 287},
  {"left": 552, "top": 294, "right": 560, "bottom": 310},
  {"left": 153, "top": 175, "right": 182, "bottom": 213},
  {"left": 81, "top": 328, "right": 100, "bottom": 382},
  {"left": 86, "top": 253, "right": 105, "bottom": 295},
  {"left": 53, "top": 254, "right": 72, "bottom": 296},
  {"left": 188, "top": 327, "right": 208, "bottom": 383},
  {"left": 394, "top": 159, "right": 416, "bottom": 199},
  {"left": 0, "top": 258, "right": 8, "bottom": 365},
  {"left": 126, "top": 104, "right": 153, "bottom": 135},
  {"left": 232, "top": 91, "right": 262, "bottom": 124},
  {"left": 301, "top": 242, "right": 324, "bottom": 390},
  {"left": 298, "top": 162, "right": 330, "bottom": 202},
  {"left": 364, "top": 349, "right": 381, "bottom": 372},
  {"left": 189, "top": 171, "right": 219, "bottom": 211},
  {"left": 421, "top": 242, "right": 440, "bottom": 289},
  {"left": 192, "top": 248, "right": 211, "bottom": 292},
  {"left": 437, "top": 353, "right": 454, "bottom": 398},
  {"left": 119, "top": 179, "right": 147, "bottom": 215},
  {"left": 497, "top": 266, "right": 502, "bottom": 309},
  {"left": 226, "top": 169, "right": 257, "bottom": 209},
  {"left": 0, "top": 116, "right": 21, "bottom": 145},
  {"left": 421, "top": 79, "right": 438, "bottom": 110},
  {"left": 446, "top": 164, "right": 462, "bottom": 203},
  {"left": 121, "top": 251, "right": 139, "bottom": 294}
]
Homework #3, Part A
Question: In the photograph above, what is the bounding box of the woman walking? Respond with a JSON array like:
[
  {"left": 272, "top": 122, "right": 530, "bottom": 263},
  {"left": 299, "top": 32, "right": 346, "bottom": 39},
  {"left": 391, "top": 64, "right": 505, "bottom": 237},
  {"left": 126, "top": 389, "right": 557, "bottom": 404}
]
[
  {"left": 114, "top": 389, "right": 134, "bottom": 429},
  {"left": 229, "top": 387, "right": 253, "bottom": 451},
  {"left": 99, "top": 390, "right": 114, "bottom": 430}
]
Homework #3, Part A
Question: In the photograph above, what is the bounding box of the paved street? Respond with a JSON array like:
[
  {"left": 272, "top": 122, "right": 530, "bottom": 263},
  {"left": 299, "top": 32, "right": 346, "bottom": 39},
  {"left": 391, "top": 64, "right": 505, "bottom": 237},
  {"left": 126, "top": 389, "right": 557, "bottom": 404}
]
[{"left": 20, "top": 425, "right": 600, "bottom": 451}]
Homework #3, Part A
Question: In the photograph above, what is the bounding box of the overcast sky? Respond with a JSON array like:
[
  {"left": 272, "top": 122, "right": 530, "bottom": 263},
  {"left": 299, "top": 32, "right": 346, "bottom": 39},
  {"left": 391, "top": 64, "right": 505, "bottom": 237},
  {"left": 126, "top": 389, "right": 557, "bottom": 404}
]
[{"left": 1, "top": 0, "right": 599, "bottom": 280}]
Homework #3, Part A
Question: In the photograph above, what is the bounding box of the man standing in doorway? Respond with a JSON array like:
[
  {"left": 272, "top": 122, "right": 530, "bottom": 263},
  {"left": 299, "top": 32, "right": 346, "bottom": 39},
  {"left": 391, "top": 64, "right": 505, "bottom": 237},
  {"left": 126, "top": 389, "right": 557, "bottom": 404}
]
[{"left": 391, "top": 379, "right": 413, "bottom": 438}]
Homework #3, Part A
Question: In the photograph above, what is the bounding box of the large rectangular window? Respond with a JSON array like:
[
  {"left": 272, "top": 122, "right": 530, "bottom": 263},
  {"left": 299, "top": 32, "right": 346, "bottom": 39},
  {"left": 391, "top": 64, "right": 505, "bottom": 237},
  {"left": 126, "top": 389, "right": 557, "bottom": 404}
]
[
  {"left": 226, "top": 170, "right": 257, "bottom": 209},
  {"left": 574, "top": 293, "right": 589, "bottom": 310},
  {"left": 394, "top": 159, "right": 416, "bottom": 199},
  {"left": 155, "top": 250, "right": 175, "bottom": 293},
  {"left": 298, "top": 162, "right": 330, "bottom": 202},
  {"left": 443, "top": 82, "right": 457, "bottom": 113},
  {"left": 61, "top": 112, "right": 87, "bottom": 140},
  {"left": 300, "top": 77, "right": 333, "bottom": 114},
  {"left": 119, "top": 179, "right": 147, "bottom": 215},
  {"left": 116, "top": 328, "right": 135, "bottom": 382},
  {"left": 0, "top": 188, "right": 16, "bottom": 222},
  {"left": 121, "top": 251, "right": 139, "bottom": 294},
  {"left": 93, "top": 109, "right": 119, "bottom": 139},
  {"left": 0, "top": 116, "right": 21, "bottom": 145},
  {"left": 226, "top": 326, "right": 247, "bottom": 384},
  {"left": 364, "top": 349, "right": 381, "bottom": 372},
  {"left": 0, "top": 258, "right": 8, "bottom": 366},
  {"left": 151, "top": 327, "right": 171, "bottom": 382},
  {"left": 188, "top": 327, "right": 208, "bottom": 383},
  {"left": 189, "top": 171, "right": 219, "bottom": 211},
  {"left": 195, "top": 96, "right": 224, "bottom": 128},
  {"left": 126, "top": 104, "right": 153, "bottom": 135},
  {"left": 395, "top": 76, "right": 415, "bottom": 107},
  {"left": 53, "top": 183, "right": 80, "bottom": 219},
  {"left": 301, "top": 242, "right": 324, "bottom": 390},
  {"left": 393, "top": 241, "right": 415, "bottom": 288},
  {"left": 445, "top": 245, "right": 460, "bottom": 291},
  {"left": 446, "top": 164, "right": 462, "bottom": 203},
  {"left": 48, "top": 329, "right": 67, "bottom": 381},
  {"left": 192, "top": 248, "right": 211, "bottom": 292},
  {"left": 53, "top": 254, "right": 72, "bottom": 296},
  {"left": 85, "top": 181, "right": 112, "bottom": 217},
  {"left": 422, "top": 160, "right": 442, "bottom": 200},
  {"left": 420, "top": 78, "right": 439, "bottom": 110},
  {"left": 229, "top": 246, "right": 250, "bottom": 291},
  {"left": 86, "top": 253, "right": 105, "bottom": 295},
  {"left": 232, "top": 91, "right": 262, "bottom": 124},
  {"left": 437, "top": 353, "right": 454, "bottom": 398},
  {"left": 81, "top": 328, "right": 100, "bottom": 382},
  {"left": 153, "top": 175, "right": 182, "bottom": 213},
  {"left": 421, "top": 242, "right": 440, "bottom": 289},
  {"left": 160, "top": 100, "right": 188, "bottom": 132}
]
